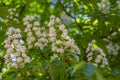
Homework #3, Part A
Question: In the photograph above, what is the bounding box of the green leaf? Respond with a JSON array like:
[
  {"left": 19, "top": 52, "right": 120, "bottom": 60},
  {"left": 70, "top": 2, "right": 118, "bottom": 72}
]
[
  {"left": 71, "top": 61, "right": 86, "bottom": 77},
  {"left": 48, "top": 60, "right": 67, "bottom": 80},
  {"left": 83, "top": 63, "right": 95, "bottom": 78},
  {"left": 0, "top": 49, "right": 4, "bottom": 57},
  {"left": 94, "top": 69, "right": 106, "bottom": 80}
]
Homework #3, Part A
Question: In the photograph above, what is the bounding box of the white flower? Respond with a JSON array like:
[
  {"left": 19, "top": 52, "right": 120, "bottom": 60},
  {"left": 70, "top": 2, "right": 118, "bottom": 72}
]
[
  {"left": 15, "top": 28, "right": 21, "bottom": 32},
  {"left": 56, "top": 18, "right": 61, "bottom": 23},
  {"left": 28, "top": 45, "right": 33, "bottom": 49},
  {"left": 6, "top": 8, "right": 19, "bottom": 23},
  {"left": 86, "top": 40, "right": 109, "bottom": 68},
  {"left": 14, "top": 52, "right": 20, "bottom": 57},
  {"left": 27, "top": 32, "right": 33, "bottom": 36},
  {"left": 26, "top": 24, "right": 32, "bottom": 28},
  {"left": 4, "top": 27, "right": 30, "bottom": 68},
  {"left": 23, "top": 21, "right": 29, "bottom": 25},
  {"left": 9, "top": 11, "right": 14, "bottom": 15},
  {"left": 17, "top": 57, "right": 23, "bottom": 62},
  {"left": 65, "top": 41, "right": 71, "bottom": 47},
  {"left": 93, "top": 63, "right": 98, "bottom": 67},
  {"left": 53, "top": 54, "right": 58, "bottom": 58},
  {"left": 8, "top": 8, "right": 12, "bottom": 12},
  {"left": 40, "top": 38, "right": 45, "bottom": 42},
  {"left": 34, "top": 42, "right": 41, "bottom": 47},
  {"left": 15, "top": 13, "right": 19, "bottom": 17},
  {"left": 13, "top": 8, "right": 16, "bottom": 11},
  {"left": 2, "top": 68, "right": 7, "bottom": 72},
  {"left": 44, "top": 21, "right": 48, "bottom": 25},
  {"left": 49, "top": 27, "right": 56, "bottom": 37},
  {"left": 24, "top": 56, "right": 30, "bottom": 63},
  {"left": 95, "top": 58, "right": 101, "bottom": 63},
  {"left": 56, "top": 40, "right": 62, "bottom": 44},
  {"left": 59, "top": 48, "right": 64, "bottom": 54},
  {"left": 106, "top": 42, "right": 120, "bottom": 56},
  {"left": 7, "top": 48, "right": 14, "bottom": 53},
  {"left": 12, "top": 63, "right": 18, "bottom": 69},
  {"left": 52, "top": 47, "right": 57, "bottom": 51},
  {"left": 88, "top": 57, "right": 92, "bottom": 61},
  {"left": 88, "top": 43, "right": 92, "bottom": 47},
  {"left": 100, "top": 0, "right": 110, "bottom": 14},
  {"left": 35, "top": 31, "right": 41, "bottom": 37},
  {"left": 34, "top": 21, "right": 40, "bottom": 26},
  {"left": 13, "top": 18, "right": 19, "bottom": 22},
  {"left": 21, "top": 53, "right": 27, "bottom": 57},
  {"left": 100, "top": 64, "right": 105, "bottom": 68},
  {"left": 30, "top": 37, "right": 36, "bottom": 43},
  {"left": 49, "top": 37, "right": 56, "bottom": 42},
  {"left": 50, "top": 15, "right": 55, "bottom": 19},
  {"left": 11, "top": 56, "right": 17, "bottom": 62},
  {"left": 59, "top": 24, "right": 65, "bottom": 30},
  {"left": 117, "top": 0, "right": 120, "bottom": 7},
  {"left": 97, "top": 55, "right": 102, "bottom": 59},
  {"left": 56, "top": 49, "right": 60, "bottom": 53},
  {"left": 20, "top": 39, "right": 24, "bottom": 44},
  {"left": 4, "top": 44, "right": 11, "bottom": 48},
  {"left": 33, "top": 27, "right": 39, "bottom": 31},
  {"left": 87, "top": 52, "right": 93, "bottom": 57}
]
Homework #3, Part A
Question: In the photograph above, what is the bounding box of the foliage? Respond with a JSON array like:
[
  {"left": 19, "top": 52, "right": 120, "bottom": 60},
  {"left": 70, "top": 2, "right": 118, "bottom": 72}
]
[{"left": 0, "top": 0, "right": 120, "bottom": 80}]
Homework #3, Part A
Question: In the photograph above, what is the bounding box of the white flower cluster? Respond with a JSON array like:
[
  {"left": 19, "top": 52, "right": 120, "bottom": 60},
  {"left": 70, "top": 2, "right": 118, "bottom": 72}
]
[
  {"left": 23, "top": 15, "right": 80, "bottom": 61},
  {"left": 4, "top": 27, "right": 30, "bottom": 69},
  {"left": 117, "top": 0, "right": 120, "bottom": 7},
  {"left": 23, "top": 16, "right": 48, "bottom": 49},
  {"left": 5, "top": 8, "right": 19, "bottom": 23},
  {"left": 47, "top": 15, "right": 80, "bottom": 61},
  {"left": 86, "top": 40, "right": 109, "bottom": 68},
  {"left": 106, "top": 42, "right": 120, "bottom": 56},
  {"left": 100, "top": 0, "right": 110, "bottom": 14}
]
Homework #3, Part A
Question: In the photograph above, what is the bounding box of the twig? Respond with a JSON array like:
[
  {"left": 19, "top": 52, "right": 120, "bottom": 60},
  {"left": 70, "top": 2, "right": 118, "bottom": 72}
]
[{"left": 58, "top": 0, "right": 83, "bottom": 30}]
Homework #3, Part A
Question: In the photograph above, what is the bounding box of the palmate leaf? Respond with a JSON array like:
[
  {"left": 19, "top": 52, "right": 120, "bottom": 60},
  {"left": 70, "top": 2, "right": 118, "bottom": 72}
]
[
  {"left": 0, "top": 6, "right": 7, "bottom": 18},
  {"left": 94, "top": 69, "right": 106, "bottom": 80},
  {"left": 2, "top": 71, "right": 18, "bottom": 80},
  {"left": 83, "top": 63, "right": 107, "bottom": 80},
  {"left": 83, "top": 63, "right": 95, "bottom": 78},
  {"left": 48, "top": 60, "right": 67, "bottom": 80},
  {"left": 70, "top": 61, "right": 86, "bottom": 77}
]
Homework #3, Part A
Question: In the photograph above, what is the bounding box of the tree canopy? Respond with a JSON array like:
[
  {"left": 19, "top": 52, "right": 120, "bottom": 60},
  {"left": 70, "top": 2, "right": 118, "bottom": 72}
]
[{"left": 0, "top": 0, "right": 120, "bottom": 80}]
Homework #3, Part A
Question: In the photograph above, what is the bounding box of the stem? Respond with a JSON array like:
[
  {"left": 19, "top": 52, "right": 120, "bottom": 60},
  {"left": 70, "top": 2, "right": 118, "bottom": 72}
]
[{"left": 58, "top": 0, "right": 83, "bottom": 30}]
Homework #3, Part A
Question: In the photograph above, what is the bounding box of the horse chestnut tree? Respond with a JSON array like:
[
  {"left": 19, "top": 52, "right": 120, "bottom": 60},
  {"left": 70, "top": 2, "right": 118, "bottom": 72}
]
[{"left": 0, "top": 0, "right": 120, "bottom": 80}]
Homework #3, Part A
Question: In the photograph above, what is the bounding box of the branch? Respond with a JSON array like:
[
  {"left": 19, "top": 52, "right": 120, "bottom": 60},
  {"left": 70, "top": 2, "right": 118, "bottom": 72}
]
[
  {"left": 0, "top": 58, "right": 4, "bottom": 72},
  {"left": 58, "top": 0, "right": 83, "bottom": 30}
]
